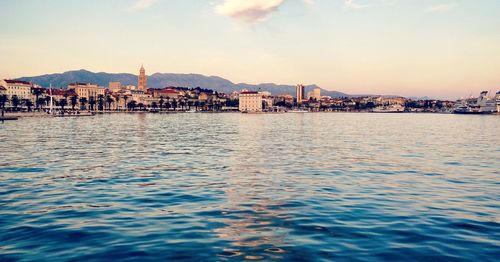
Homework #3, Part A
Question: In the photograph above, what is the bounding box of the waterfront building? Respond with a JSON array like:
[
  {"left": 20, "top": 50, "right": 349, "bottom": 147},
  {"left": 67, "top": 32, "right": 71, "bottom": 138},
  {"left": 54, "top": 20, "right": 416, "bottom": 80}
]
[
  {"left": 68, "top": 83, "right": 106, "bottom": 100},
  {"left": 296, "top": 84, "right": 305, "bottom": 103},
  {"left": 138, "top": 65, "right": 147, "bottom": 92},
  {"left": 152, "top": 89, "right": 179, "bottom": 99},
  {"left": 0, "top": 86, "right": 6, "bottom": 95},
  {"left": 109, "top": 82, "right": 122, "bottom": 92},
  {"left": 239, "top": 91, "right": 262, "bottom": 112},
  {"left": 0, "top": 79, "right": 32, "bottom": 100}
]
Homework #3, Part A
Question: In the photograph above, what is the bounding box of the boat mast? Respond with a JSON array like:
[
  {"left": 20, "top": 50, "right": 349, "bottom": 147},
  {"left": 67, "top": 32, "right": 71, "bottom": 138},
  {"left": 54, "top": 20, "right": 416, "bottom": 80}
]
[{"left": 49, "top": 84, "right": 53, "bottom": 114}]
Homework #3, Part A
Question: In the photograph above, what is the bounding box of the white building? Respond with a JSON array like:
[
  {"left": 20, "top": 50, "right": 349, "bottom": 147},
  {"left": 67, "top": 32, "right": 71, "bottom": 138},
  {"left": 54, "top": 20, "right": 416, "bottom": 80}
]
[
  {"left": 0, "top": 79, "right": 32, "bottom": 100},
  {"left": 239, "top": 91, "right": 262, "bottom": 112},
  {"left": 68, "top": 82, "right": 106, "bottom": 99}
]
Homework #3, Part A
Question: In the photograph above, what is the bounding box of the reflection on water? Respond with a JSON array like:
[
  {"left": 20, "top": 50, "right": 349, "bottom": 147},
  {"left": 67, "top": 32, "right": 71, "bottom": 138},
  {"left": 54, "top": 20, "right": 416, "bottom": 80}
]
[{"left": 0, "top": 113, "right": 499, "bottom": 261}]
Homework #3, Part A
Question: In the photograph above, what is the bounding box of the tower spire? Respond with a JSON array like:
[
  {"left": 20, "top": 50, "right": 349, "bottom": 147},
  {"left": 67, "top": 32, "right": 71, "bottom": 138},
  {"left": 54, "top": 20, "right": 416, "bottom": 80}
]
[{"left": 138, "top": 64, "right": 147, "bottom": 92}]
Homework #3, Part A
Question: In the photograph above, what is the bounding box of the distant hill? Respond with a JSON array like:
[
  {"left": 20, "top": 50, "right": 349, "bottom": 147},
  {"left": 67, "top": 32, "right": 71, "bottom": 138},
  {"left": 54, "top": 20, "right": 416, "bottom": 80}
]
[{"left": 17, "top": 69, "right": 348, "bottom": 97}]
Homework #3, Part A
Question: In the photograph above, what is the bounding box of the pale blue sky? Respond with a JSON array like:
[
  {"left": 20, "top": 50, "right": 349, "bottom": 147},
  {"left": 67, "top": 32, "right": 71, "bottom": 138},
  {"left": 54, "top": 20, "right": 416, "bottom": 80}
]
[{"left": 1, "top": 0, "right": 499, "bottom": 98}]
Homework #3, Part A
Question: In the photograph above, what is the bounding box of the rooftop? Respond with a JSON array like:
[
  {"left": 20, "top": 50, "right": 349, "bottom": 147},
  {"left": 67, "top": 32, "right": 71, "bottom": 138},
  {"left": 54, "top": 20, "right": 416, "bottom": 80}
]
[{"left": 5, "top": 79, "right": 31, "bottom": 85}]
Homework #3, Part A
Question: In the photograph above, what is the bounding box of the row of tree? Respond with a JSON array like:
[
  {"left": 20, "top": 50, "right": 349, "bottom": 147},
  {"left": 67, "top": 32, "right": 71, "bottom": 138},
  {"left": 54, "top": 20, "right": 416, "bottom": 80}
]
[{"left": 0, "top": 93, "right": 241, "bottom": 112}]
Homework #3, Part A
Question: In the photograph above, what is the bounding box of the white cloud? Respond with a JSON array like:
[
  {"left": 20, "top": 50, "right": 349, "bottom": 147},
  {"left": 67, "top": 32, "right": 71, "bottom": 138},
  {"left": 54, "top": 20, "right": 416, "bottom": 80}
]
[
  {"left": 215, "top": 0, "right": 286, "bottom": 24},
  {"left": 344, "top": 0, "right": 369, "bottom": 10},
  {"left": 426, "top": 3, "right": 456, "bottom": 13},
  {"left": 344, "top": 0, "right": 398, "bottom": 10},
  {"left": 128, "top": 0, "right": 159, "bottom": 12}
]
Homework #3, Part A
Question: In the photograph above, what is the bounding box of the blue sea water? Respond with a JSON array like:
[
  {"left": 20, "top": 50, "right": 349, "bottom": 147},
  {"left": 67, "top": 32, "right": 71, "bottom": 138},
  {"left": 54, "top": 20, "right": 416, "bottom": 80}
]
[{"left": 0, "top": 113, "right": 499, "bottom": 261}]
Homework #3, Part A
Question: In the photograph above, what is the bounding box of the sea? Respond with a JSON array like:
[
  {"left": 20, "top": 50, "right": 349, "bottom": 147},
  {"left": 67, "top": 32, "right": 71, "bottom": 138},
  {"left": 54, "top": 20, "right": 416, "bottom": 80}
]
[{"left": 0, "top": 113, "right": 499, "bottom": 261}]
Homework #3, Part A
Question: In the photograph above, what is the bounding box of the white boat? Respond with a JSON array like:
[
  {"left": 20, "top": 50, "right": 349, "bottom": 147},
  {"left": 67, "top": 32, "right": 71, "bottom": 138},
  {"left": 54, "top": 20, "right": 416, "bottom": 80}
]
[
  {"left": 288, "top": 109, "right": 309, "bottom": 113},
  {"left": 372, "top": 104, "right": 405, "bottom": 113},
  {"left": 454, "top": 91, "right": 499, "bottom": 114},
  {"left": 477, "top": 91, "right": 497, "bottom": 113},
  {"left": 186, "top": 109, "right": 197, "bottom": 113}
]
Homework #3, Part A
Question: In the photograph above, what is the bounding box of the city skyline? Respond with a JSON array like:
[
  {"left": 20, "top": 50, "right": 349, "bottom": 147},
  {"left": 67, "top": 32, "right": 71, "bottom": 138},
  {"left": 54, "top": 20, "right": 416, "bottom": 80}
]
[{"left": 1, "top": 0, "right": 500, "bottom": 98}]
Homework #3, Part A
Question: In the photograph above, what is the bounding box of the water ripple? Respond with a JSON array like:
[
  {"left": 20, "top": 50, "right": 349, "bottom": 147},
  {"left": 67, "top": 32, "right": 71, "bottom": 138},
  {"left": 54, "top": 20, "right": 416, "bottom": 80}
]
[{"left": 0, "top": 113, "right": 499, "bottom": 261}]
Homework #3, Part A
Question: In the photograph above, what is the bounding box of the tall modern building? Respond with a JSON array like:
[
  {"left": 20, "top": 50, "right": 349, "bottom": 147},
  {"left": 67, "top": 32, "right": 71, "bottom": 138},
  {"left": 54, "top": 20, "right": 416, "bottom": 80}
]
[
  {"left": 138, "top": 65, "right": 147, "bottom": 92},
  {"left": 296, "top": 84, "right": 305, "bottom": 103}
]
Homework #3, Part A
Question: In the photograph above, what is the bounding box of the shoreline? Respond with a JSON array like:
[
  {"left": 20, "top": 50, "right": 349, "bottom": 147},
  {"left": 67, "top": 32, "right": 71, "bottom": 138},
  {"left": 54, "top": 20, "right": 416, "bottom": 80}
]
[{"left": 3, "top": 110, "right": 497, "bottom": 119}]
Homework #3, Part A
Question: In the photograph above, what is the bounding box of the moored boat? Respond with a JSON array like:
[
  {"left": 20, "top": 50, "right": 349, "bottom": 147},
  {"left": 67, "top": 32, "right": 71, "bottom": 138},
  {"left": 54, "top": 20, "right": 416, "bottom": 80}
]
[{"left": 372, "top": 104, "right": 405, "bottom": 113}]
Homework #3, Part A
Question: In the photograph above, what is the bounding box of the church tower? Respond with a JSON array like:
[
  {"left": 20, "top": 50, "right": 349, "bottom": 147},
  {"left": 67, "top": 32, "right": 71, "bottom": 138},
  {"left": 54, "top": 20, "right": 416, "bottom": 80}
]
[{"left": 138, "top": 65, "right": 147, "bottom": 92}]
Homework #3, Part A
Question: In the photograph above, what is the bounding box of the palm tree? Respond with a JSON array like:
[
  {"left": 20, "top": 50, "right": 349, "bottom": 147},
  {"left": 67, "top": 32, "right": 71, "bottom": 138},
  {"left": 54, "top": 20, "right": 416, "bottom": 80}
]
[
  {"left": 32, "top": 88, "right": 44, "bottom": 111},
  {"left": 11, "top": 95, "right": 20, "bottom": 111},
  {"left": 165, "top": 96, "right": 171, "bottom": 111},
  {"left": 123, "top": 95, "right": 129, "bottom": 111},
  {"left": 24, "top": 99, "right": 34, "bottom": 112},
  {"left": 45, "top": 96, "right": 51, "bottom": 109},
  {"left": 37, "top": 98, "right": 46, "bottom": 110},
  {"left": 106, "top": 95, "right": 113, "bottom": 110},
  {"left": 114, "top": 95, "right": 120, "bottom": 111},
  {"left": 59, "top": 98, "right": 67, "bottom": 111},
  {"left": 179, "top": 99, "right": 185, "bottom": 111},
  {"left": 70, "top": 95, "right": 78, "bottom": 110},
  {"left": 159, "top": 96, "right": 164, "bottom": 111},
  {"left": 89, "top": 96, "right": 96, "bottom": 111},
  {"left": 127, "top": 100, "right": 137, "bottom": 111},
  {"left": 172, "top": 98, "right": 178, "bottom": 111},
  {"left": 0, "top": 95, "right": 9, "bottom": 116},
  {"left": 79, "top": 97, "right": 88, "bottom": 110},
  {"left": 97, "top": 94, "right": 104, "bottom": 111}
]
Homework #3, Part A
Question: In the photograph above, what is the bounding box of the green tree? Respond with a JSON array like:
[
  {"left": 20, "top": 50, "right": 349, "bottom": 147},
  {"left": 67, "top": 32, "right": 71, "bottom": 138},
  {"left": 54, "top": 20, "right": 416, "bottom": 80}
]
[
  {"left": 165, "top": 96, "right": 171, "bottom": 110},
  {"left": 59, "top": 98, "right": 67, "bottom": 111},
  {"left": 114, "top": 95, "right": 120, "bottom": 110},
  {"left": 79, "top": 97, "right": 88, "bottom": 110},
  {"left": 70, "top": 95, "right": 78, "bottom": 110},
  {"left": 0, "top": 95, "right": 9, "bottom": 116},
  {"left": 97, "top": 94, "right": 104, "bottom": 111},
  {"left": 123, "top": 95, "right": 129, "bottom": 111},
  {"left": 89, "top": 96, "right": 96, "bottom": 111},
  {"left": 32, "top": 88, "right": 44, "bottom": 110},
  {"left": 127, "top": 100, "right": 137, "bottom": 111},
  {"left": 172, "top": 98, "right": 177, "bottom": 111},
  {"left": 159, "top": 96, "right": 164, "bottom": 111},
  {"left": 24, "top": 99, "right": 34, "bottom": 112},
  {"left": 11, "top": 95, "right": 20, "bottom": 111},
  {"left": 37, "top": 98, "right": 46, "bottom": 109},
  {"left": 106, "top": 95, "right": 113, "bottom": 110}
]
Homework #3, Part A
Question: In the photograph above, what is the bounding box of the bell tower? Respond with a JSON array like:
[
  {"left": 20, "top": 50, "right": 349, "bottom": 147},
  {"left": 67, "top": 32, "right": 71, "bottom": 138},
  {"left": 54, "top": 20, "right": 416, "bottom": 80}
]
[{"left": 138, "top": 65, "right": 147, "bottom": 92}]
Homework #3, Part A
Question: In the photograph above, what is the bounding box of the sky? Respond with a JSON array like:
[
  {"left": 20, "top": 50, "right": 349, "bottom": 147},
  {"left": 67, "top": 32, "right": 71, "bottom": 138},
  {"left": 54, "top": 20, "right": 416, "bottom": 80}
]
[{"left": 1, "top": 0, "right": 500, "bottom": 98}]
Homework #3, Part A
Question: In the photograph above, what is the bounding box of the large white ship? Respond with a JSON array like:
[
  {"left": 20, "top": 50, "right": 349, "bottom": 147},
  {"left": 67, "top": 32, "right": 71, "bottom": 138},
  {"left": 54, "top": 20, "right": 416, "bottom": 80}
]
[{"left": 454, "top": 91, "right": 499, "bottom": 114}]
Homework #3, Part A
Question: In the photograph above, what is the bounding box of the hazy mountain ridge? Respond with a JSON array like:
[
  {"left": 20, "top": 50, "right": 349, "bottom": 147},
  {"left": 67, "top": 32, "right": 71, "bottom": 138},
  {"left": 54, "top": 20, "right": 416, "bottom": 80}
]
[{"left": 17, "top": 69, "right": 348, "bottom": 97}]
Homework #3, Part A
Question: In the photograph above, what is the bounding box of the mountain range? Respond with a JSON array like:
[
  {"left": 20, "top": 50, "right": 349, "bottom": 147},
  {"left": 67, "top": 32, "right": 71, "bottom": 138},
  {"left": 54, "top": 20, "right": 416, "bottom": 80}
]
[{"left": 17, "top": 69, "right": 349, "bottom": 98}]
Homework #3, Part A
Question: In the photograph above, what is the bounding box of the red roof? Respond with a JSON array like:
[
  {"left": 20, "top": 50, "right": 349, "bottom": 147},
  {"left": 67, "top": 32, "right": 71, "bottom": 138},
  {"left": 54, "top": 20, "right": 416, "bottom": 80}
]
[
  {"left": 159, "top": 89, "right": 178, "bottom": 94},
  {"left": 5, "top": 79, "right": 31, "bottom": 85},
  {"left": 50, "top": 89, "right": 66, "bottom": 96}
]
